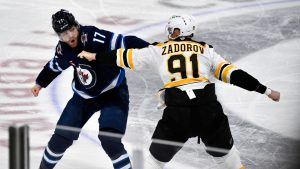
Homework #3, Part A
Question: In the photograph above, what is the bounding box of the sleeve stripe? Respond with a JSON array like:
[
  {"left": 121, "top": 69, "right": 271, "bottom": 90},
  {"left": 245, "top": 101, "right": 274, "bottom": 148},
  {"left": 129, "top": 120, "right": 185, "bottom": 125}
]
[
  {"left": 121, "top": 36, "right": 126, "bottom": 49},
  {"left": 110, "top": 33, "right": 118, "bottom": 50},
  {"left": 214, "top": 61, "right": 227, "bottom": 79},
  {"left": 127, "top": 49, "right": 134, "bottom": 69},
  {"left": 218, "top": 63, "right": 230, "bottom": 80},
  {"left": 49, "top": 58, "right": 62, "bottom": 72},
  {"left": 55, "top": 62, "right": 63, "bottom": 71},
  {"left": 221, "top": 65, "right": 237, "bottom": 83},
  {"left": 117, "top": 48, "right": 125, "bottom": 67},
  {"left": 117, "top": 48, "right": 134, "bottom": 69},
  {"left": 225, "top": 67, "right": 238, "bottom": 83},
  {"left": 122, "top": 49, "right": 130, "bottom": 68}
]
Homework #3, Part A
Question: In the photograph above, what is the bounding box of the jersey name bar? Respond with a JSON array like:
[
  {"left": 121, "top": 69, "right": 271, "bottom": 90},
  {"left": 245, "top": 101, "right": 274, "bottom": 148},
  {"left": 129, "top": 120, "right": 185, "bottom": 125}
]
[{"left": 161, "top": 42, "right": 205, "bottom": 55}]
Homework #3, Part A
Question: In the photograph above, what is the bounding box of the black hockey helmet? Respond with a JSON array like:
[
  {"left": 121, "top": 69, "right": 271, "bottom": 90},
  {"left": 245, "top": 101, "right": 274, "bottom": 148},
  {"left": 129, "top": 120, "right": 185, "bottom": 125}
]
[{"left": 52, "top": 9, "right": 79, "bottom": 33}]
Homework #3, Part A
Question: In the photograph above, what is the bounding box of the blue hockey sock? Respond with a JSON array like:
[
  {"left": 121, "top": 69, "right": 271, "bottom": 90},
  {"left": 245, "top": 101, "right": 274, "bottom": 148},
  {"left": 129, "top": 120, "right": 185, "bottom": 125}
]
[
  {"left": 39, "top": 134, "right": 73, "bottom": 169},
  {"left": 98, "top": 129, "right": 132, "bottom": 169},
  {"left": 112, "top": 152, "right": 132, "bottom": 169}
]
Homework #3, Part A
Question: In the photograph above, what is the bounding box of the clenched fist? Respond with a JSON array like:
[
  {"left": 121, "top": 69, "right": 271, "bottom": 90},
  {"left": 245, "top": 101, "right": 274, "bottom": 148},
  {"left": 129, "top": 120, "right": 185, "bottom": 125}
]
[
  {"left": 31, "top": 84, "right": 42, "bottom": 97},
  {"left": 78, "top": 51, "right": 96, "bottom": 61}
]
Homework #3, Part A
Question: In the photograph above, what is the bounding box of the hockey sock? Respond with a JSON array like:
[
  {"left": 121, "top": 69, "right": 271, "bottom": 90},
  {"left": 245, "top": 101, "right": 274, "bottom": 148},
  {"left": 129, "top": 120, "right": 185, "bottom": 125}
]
[
  {"left": 39, "top": 134, "right": 73, "bottom": 169},
  {"left": 213, "top": 145, "right": 244, "bottom": 169},
  {"left": 144, "top": 153, "right": 166, "bottom": 169},
  {"left": 98, "top": 129, "right": 132, "bottom": 169},
  {"left": 111, "top": 152, "right": 132, "bottom": 169}
]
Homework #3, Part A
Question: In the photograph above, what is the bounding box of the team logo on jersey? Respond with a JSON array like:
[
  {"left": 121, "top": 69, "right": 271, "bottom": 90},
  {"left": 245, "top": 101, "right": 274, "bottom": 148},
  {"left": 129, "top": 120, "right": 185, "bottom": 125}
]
[
  {"left": 56, "top": 43, "right": 62, "bottom": 55},
  {"left": 75, "top": 64, "right": 97, "bottom": 89},
  {"left": 81, "top": 33, "right": 88, "bottom": 46}
]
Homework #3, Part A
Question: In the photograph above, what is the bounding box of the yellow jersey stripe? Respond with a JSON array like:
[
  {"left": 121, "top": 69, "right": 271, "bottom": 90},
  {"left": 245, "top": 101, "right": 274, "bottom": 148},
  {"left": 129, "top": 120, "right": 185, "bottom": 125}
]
[
  {"left": 164, "top": 77, "right": 209, "bottom": 88},
  {"left": 127, "top": 49, "right": 134, "bottom": 70},
  {"left": 240, "top": 166, "right": 245, "bottom": 169},
  {"left": 221, "top": 64, "right": 236, "bottom": 83},
  {"left": 118, "top": 48, "right": 124, "bottom": 67},
  {"left": 155, "top": 43, "right": 164, "bottom": 47},
  {"left": 214, "top": 61, "right": 227, "bottom": 78}
]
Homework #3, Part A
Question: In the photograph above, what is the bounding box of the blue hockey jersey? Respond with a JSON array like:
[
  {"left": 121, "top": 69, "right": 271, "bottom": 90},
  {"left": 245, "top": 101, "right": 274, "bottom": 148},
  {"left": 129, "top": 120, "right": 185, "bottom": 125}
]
[{"left": 36, "top": 25, "right": 149, "bottom": 99}]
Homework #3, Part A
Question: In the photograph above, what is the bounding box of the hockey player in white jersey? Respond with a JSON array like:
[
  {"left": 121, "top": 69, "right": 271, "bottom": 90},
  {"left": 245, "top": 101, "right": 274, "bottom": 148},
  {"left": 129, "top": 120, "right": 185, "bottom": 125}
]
[{"left": 78, "top": 14, "right": 280, "bottom": 169}]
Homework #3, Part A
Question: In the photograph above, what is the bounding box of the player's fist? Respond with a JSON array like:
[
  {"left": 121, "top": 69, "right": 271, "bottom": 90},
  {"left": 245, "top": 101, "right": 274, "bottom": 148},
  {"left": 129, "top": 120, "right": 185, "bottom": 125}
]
[
  {"left": 78, "top": 51, "right": 96, "bottom": 61},
  {"left": 31, "top": 84, "right": 42, "bottom": 97},
  {"left": 268, "top": 89, "right": 280, "bottom": 102}
]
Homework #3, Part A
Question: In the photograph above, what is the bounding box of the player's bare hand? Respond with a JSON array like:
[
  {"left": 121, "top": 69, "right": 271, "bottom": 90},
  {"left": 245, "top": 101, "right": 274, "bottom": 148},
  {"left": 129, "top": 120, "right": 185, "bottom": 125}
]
[
  {"left": 78, "top": 51, "right": 96, "bottom": 61},
  {"left": 31, "top": 84, "right": 42, "bottom": 97},
  {"left": 268, "top": 89, "right": 280, "bottom": 102}
]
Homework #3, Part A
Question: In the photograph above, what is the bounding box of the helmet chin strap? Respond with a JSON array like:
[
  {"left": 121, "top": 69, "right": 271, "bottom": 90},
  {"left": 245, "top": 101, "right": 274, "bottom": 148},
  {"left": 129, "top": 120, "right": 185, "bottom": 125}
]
[
  {"left": 168, "top": 33, "right": 194, "bottom": 40},
  {"left": 168, "top": 34, "right": 177, "bottom": 40},
  {"left": 168, "top": 35, "right": 190, "bottom": 40},
  {"left": 168, "top": 30, "right": 181, "bottom": 40}
]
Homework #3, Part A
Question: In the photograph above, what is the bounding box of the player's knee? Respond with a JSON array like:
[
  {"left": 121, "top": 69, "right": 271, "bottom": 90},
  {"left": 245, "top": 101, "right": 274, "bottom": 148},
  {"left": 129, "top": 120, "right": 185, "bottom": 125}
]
[
  {"left": 205, "top": 134, "right": 234, "bottom": 157},
  {"left": 98, "top": 128, "right": 125, "bottom": 158},
  {"left": 213, "top": 145, "right": 244, "bottom": 169},
  {"left": 205, "top": 140, "right": 234, "bottom": 157},
  {"left": 48, "top": 133, "right": 73, "bottom": 151},
  {"left": 54, "top": 127, "right": 80, "bottom": 141},
  {"left": 149, "top": 142, "right": 180, "bottom": 163},
  {"left": 98, "top": 128, "right": 132, "bottom": 169}
]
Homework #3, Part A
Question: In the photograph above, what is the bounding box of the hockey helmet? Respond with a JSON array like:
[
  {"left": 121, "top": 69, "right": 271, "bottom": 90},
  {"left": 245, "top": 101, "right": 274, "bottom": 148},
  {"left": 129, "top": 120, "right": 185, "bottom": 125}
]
[
  {"left": 165, "top": 15, "right": 196, "bottom": 39},
  {"left": 52, "top": 9, "right": 79, "bottom": 33}
]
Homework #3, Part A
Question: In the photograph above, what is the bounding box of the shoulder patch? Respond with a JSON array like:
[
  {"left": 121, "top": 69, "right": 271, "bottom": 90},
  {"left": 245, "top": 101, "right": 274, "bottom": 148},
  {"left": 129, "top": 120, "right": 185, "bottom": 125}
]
[
  {"left": 81, "top": 33, "right": 88, "bottom": 46},
  {"left": 56, "top": 43, "right": 62, "bottom": 55}
]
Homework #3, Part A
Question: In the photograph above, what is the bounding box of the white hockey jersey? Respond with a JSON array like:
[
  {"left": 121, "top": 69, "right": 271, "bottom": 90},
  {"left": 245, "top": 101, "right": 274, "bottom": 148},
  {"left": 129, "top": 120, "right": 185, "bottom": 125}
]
[{"left": 115, "top": 40, "right": 238, "bottom": 90}]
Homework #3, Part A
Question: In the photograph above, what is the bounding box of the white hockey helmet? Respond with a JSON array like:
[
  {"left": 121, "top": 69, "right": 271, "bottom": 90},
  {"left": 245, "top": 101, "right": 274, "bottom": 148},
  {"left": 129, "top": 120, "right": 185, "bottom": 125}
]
[{"left": 165, "top": 14, "right": 196, "bottom": 39}]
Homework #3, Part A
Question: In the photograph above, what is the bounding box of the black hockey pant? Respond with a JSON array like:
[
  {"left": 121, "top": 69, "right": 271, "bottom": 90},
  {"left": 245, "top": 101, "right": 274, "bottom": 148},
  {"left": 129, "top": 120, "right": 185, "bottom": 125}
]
[{"left": 150, "top": 84, "right": 234, "bottom": 162}]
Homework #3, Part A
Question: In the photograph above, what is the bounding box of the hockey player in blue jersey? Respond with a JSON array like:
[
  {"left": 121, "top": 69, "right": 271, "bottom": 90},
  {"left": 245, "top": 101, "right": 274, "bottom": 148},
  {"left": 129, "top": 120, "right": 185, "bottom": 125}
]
[{"left": 30, "top": 9, "right": 149, "bottom": 169}]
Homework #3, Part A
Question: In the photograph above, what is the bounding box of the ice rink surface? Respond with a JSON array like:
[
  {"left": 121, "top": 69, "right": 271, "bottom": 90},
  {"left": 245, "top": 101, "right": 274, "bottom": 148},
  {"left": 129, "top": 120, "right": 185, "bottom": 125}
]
[{"left": 0, "top": 0, "right": 300, "bottom": 169}]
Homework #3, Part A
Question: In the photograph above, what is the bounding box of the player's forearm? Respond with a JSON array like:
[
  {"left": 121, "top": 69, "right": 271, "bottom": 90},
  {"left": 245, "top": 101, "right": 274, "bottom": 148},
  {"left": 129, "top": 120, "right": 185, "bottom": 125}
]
[
  {"left": 124, "top": 36, "right": 149, "bottom": 49},
  {"left": 230, "top": 69, "right": 267, "bottom": 94},
  {"left": 36, "top": 65, "right": 61, "bottom": 88},
  {"left": 95, "top": 50, "right": 118, "bottom": 66}
]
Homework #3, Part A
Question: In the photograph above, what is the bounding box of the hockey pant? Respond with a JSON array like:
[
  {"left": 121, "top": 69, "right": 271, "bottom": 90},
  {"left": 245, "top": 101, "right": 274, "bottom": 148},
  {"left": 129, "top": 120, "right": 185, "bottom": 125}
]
[{"left": 148, "top": 84, "right": 243, "bottom": 168}]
